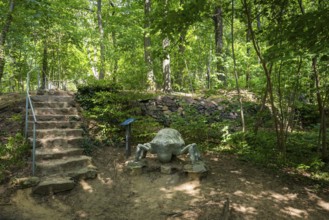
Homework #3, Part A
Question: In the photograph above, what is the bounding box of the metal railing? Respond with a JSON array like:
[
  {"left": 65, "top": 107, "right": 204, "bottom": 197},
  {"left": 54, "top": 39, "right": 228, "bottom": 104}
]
[
  {"left": 39, "top": 75, "right": 68, "bottom": 91},
  {"left": 25, "top": 68, "right": 38, "bottom": 176}
]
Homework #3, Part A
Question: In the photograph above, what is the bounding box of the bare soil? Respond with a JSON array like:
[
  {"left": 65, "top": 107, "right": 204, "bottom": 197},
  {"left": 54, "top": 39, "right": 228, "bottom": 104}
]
[{"left": 1, "top": 145, "right": 329, "bottom": 220}]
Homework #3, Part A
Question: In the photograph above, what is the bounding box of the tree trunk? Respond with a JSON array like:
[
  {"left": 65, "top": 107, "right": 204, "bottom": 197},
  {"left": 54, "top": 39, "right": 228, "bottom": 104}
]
[
  {"left": 246, "top": 27, "right": 251, "bottom": 88},
  {"left": 111, "top": 31, "right": 118, "bottom": 82},
  {"left": 231, "top": 0, "right": 245, "bottom": 132},
  {"left": 243, "top": 0, "right": 285, "bottom": 154},
  {"left": 176, "top": 32, "right": 186, "bottom": 90},
  {"left": 163, "top": 38, "right": 171, "bottom": 93},
  {"left": 312, "top": 57, "right": 328, "bottom": 160},
  {"left": 97, "top": 0, "right": 105, "bottom": 80},
  {"left": 213, "top": 6, "right": 225, "bottom": 84},
  {"left": 0, "top": 0, "right": 15, "bottom": 85},
  {"left": 41, "top": 41, "right": 48, "bottom": 90},
  {"left": 206, "top": 39, "right": 212, "bottom": 89},
  {"left": 144, "top": 0, "right": 155, "bottom": 90}
]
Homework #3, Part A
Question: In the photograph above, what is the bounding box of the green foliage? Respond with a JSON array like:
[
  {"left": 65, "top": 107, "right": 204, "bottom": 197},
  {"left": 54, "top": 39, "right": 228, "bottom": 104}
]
[
  {"left": 218, "top": 128, "right": 329, "bottom": 183},
  {"left": 295, "top": 103, "right": 319, "bottom": 128},
  {"left": 132, "top": 116, "right": 163, "bottom": 145},
  {"left": 76, "top": 82, "right": 158, "bottom": 146},
  {"left": 170, "top": 104, "right": 210, "bottom": 149},
  {"left": 77, "top": 78, "right": 122, "bottom": 96},
  {"left": 81, "top": 136, "right": 97, "bottom": 155},
  {"left": 0, "top": 133, "right": 29, "bottom": 183}
]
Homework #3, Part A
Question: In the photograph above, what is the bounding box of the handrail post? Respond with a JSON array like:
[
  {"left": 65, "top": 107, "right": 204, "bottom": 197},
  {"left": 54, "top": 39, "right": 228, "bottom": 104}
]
[
  {"left": 25, "top": 67, "right": 38, "bottom": 176},
  {"left": 25, "top": 94, "right": 29, "bottom": 138},
  {"left": 32, "top": 122, "right": 36, "bottom": 176},
  {"left": 25, "top": 70, "right": 30, "bottom": 138}
]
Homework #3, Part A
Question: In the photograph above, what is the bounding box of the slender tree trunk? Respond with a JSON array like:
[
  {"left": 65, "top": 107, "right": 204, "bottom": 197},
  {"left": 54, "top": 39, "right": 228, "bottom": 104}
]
[
  {"left": 213, "top": 6, "right": 225, "bottom": 84},
  {"left": 298, "top": 0, "right": 305, "bottom": 14},
  {"left": 254, "top": 81, "right": 269, "bottom": 134},
  {"left": 97, "top": 0, "right": 105, "bottom": 80},
  {"left": 144, "top": 0, "right": 155, "bottom": 90},
  {"left": 312, "top": 57, "right": 328, "bottom": 160},
  {"left": 206, "top": 38, "right": 212, "bottom": 89},
  {"left": 0, "top": 0, "right": 15, "bottom": 85},
  {"left": 163, "top": 38, "right": 171, "bottom": 93},
  {"left": 111, "top": 31, "right": 118, "bottom": 82},
  {"left": 175, "top": 0, "right": 186, "bottom": 89},
  {"left": 246, "top": 27, "right": 251, "bottom": 88},
  {"left": 41, "top": 41, "right": 48, "bottom": 90},
  {"left": 243, "top": 0, "right": 285, "bottom": 154},
  {"left": 256, "top": 5, "right": 261, "bottom": 31},
  {"left": 108, "top": 1, "right": 117, "bottom": 82},
  {"left": 176, "top": 32, "right": 186, "bottom": 89},
  {"left": 231, "top": 0, "right": 245, "bottom": 132}
]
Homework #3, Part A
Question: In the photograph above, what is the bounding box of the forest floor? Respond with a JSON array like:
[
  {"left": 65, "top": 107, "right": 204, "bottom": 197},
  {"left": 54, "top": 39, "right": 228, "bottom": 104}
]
[
  {"left": 1, "top": 92, "right": 329, "bottom": 219},
  {"left": 1, "top": 146, "right": 329, "bottom": 220}
]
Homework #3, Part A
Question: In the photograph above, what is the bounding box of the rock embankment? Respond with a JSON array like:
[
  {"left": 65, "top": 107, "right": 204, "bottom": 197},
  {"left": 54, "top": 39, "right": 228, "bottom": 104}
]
[{"left": 138, "top": 94, "right": 245, "bottom": 123}]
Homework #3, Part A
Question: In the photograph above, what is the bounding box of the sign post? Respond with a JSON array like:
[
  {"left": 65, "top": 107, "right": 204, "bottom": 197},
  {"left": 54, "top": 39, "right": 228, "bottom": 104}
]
[{"left": 120, "top": 118, "right": 135, "bottom": 158}]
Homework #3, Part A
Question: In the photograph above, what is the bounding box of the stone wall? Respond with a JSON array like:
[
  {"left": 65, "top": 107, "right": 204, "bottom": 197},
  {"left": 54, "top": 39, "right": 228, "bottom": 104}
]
[{"left": 138, "top": 94, "right": 242, "bottom": 124}]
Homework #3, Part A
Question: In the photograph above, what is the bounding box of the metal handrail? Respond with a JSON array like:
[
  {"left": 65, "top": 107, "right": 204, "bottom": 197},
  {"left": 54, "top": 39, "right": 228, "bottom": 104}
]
[
  {"left": 39, "top": 74, "right": 68, "bottom": 91},
  {"left": 25, "top": 67, "right": 38, "bottom": 176}
]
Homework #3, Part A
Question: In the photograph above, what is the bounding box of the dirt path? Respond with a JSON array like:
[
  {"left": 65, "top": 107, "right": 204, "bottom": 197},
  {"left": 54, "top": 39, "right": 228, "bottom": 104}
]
[{"left": 1, "top": 146, "right": 329, "bottom": 220}]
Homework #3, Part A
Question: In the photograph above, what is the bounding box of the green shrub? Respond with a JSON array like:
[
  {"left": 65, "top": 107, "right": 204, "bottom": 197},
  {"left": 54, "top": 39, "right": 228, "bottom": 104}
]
[
  {"left": 0, "top": 133, "right": 29, "bottom": 183},
  {"left": 76, "top": 82, "right": 158, "bottom": 148}
]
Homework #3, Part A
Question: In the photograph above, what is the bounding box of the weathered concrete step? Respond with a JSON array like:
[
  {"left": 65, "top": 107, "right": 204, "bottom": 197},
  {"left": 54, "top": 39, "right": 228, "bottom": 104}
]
[
  {"left": 30, "top": 136, "right": 84, "bottom": 148},
  {"left": 28, "top": 128, "right": 83, "bottom": 139},
  {"left": 66, "top": 166, "right": 98, "bottom": 180},
  {"left": 36, "top": 155, "right": 92, "bottom": 176},
  {"left": 30, "top": 108, "right": 78, "bottom": 115},
  {"left": 36, "top": 147, "right": 84, "bottom": 161},
  {"left": 32, "top": 166, "right": 98, "bottom": 195},
  {"left": 28, "top": 114, "right": 81, "bottom": 122},
  {"left": 33, "top": 102, "right": 76, "bottom": 108},
  {"left": 32, "top": 176, "right": 75, "bottom": 195},
  {"left": 29, "top": 121, "right": 81, "bottom": 129},
  {"left": 31, "top": 95, "right": 74, "bottom": 103}
]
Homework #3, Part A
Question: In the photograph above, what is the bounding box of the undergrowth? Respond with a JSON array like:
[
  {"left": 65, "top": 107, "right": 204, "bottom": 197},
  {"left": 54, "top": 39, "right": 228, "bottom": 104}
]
[
  {"left": 0, "top": 133, "right": 30, "bottom": 183},
  {"left": 75, "top": 81, "right": 329, "bottom": 187}
]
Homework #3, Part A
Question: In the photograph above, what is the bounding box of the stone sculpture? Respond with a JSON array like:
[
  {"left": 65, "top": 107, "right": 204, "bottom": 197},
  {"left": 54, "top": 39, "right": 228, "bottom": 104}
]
[{"left": 134, "top": 128, "right": 201, "bottom": 163}]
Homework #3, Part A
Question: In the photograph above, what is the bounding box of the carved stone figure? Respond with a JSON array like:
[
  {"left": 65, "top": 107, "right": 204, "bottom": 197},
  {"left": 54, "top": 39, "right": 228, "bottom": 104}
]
[{"left": 134, "top": 128, "right": 201, "bottom": 163}]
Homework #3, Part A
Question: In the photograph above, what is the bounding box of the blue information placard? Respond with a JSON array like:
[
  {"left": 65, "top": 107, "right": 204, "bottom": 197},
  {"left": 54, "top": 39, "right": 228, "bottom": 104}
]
[{"left": 120, "top": 118, "right": 135, "bottom": 126}]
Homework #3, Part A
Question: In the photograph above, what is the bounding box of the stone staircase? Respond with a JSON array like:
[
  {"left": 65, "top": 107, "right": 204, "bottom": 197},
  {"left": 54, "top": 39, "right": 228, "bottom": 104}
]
[{"left": 27, "top": 91, "right": 97, "bottom": 195}]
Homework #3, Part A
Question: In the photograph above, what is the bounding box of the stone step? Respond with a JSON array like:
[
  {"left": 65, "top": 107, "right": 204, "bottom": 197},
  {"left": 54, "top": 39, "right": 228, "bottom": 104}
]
[
  {"left": 28, "top": 114, "right": 81, "bottom": 122},
  {"left": 36, "top": 147, "right": 84, "bottom": 161},
  {"left": 31, "top": 108, "right": 78, "bottom": 115},
  {"left": 33, "top": 102, "right": 76, "bottom": 108},
  {"left": 32, "top": 166, "right": 98, "bottom": 195},
  {"left": 29, "top": 121, "right": 81, "bottom": 129},
  {"left": 30, "top": 136, "right": 84, "bottom": 149},
  {"left": 66, "top": 166, "right": 98, "bottom": 181},
  {"left": 31, "top": 95, "right": 74, "bottom": 103},
  {"left": 28, "top": 128, "right": 83, "bottom": 139},
  {"left": 32, "top": 176, "right": 75, "bottom": 195},
  {"left": 36, "top": 155, "right": 92, "bottom": 176}
]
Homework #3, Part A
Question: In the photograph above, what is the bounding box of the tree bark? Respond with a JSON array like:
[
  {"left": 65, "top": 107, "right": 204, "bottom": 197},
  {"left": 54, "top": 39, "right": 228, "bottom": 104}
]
[
  {"left": 163, "top": 38, "right": 171, "bottom": 93},
  {"left": 312, "top": 57, "right": 328, "bottom": 160},
  {"left": 41, "top": 41, "right": 48, "bottom": 90},
  {"left": 0, "top": 0, "right": 15, "bottom": 85},
  {"left": 97, "top": 0, "right": 105, "bottom": 80},
  {"left": 231, "top": 0, "right": 245, "bottom": 132},
  {"left": 213, "top": 6, "right": 225, "bottom": 84},
  {"left": 243, "top": 0, "right": 285, "bottom": 153},
  {"left": 176, "top": 32, "right": 186, "bottom": 90},
  {"left": 246, "top": 27, "right": 251, "bottom": 88},
  {"left": 206, "top": 39, "right": 212, "bottom": 89},
  {"left": 144, "top": 0, "right": 155, "bottom": 90}
]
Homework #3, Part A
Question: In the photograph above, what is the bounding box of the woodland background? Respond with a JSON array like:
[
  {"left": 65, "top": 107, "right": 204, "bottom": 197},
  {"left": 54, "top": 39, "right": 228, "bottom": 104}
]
[{"left": 0, "top": 0, "right": 329, "bottom": 184}]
